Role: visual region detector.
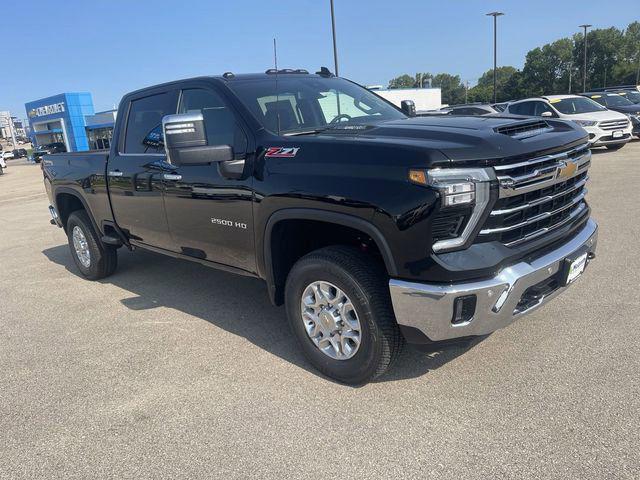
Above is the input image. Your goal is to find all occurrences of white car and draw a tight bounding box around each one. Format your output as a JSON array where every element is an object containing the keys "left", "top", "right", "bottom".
[
  {"left": 0, "top": 155, "right": 6, "bottom": 170},
  {"left": 507, "top": 95, "right": 633, "bottom": 150},
  {"left": 1, "top": 150, "right": 15, "bottom": 160}
]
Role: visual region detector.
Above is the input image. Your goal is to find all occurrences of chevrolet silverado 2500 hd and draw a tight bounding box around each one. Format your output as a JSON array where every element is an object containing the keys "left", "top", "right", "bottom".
[{"left": 43, "top": 69, "right": 598, "bottom": 384}]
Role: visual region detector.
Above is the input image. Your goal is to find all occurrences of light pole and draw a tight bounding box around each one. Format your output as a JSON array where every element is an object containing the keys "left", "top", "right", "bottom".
[
  {"left": 486, "top": 12, "right": 504, "bottom": 103},
  {"left": 330, "top": 0, "right": 339, "bottom": 76},
  {"left": 579, "top": 24, "right": 592, "bottom": 92}
]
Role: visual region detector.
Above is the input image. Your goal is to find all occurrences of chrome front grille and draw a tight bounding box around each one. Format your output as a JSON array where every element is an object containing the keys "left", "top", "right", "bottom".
[
  {"left": 478, "top": 143, "right": 591, "bottom": 247},
  {"left": 599, "top": 119, "right": 629, "bottom": 131}
]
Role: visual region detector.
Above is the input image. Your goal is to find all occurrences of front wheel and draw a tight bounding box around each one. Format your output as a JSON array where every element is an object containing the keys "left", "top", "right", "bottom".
[
  {"left": 285, "top": 246, "right": 403, "bottom": 385},
  {"left": 66, "top": 210, "right": 118, "bottom": 280}
]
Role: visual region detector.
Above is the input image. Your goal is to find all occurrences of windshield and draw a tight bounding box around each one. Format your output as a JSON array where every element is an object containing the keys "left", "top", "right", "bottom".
[
  {"left": 617, "top": 91, "right": 640, "bottom": 104},
  {"left": 552, "top": 97, "right": 607, "bottom": 115},
  {"left": 227, "top": 76, "right": 406, "bottom": 134},
  {"left": 601, "top": 94, "right": 635, "bottom": 107}
]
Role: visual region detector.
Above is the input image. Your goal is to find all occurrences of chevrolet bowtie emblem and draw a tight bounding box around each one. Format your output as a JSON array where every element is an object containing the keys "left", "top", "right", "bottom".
[{"left": 557, "top": 161, "right": 578, "bottom": 179}]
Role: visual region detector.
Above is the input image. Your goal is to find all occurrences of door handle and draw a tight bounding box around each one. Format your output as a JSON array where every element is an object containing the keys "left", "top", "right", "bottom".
[
  {"left": 108, "top": 170, "right": 123, "bottom": 177},
  {"left": 162, "top": 173, "right": 182, "bottom": 181}
]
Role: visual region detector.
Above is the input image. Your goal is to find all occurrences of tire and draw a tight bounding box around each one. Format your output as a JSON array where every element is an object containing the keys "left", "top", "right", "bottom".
[
  {"left": 285, "top": 246, "right": 403, "bottom": 385},
  {"left": 66, "top": 210, "right": 117, "bottom": 280},
  {"left": 606, "top": 143, "right": 625, "bottom": 151},
  {"left": 0, "top": 166, "right": 3, "bottom": 175}
]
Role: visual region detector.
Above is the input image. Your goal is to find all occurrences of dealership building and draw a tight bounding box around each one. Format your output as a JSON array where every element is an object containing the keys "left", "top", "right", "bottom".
[{"left": 25, "top": 93, "right": 116, "bottom": 152}]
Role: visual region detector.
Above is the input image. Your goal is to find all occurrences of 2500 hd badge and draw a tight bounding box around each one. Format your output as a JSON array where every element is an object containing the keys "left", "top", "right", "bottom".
[{"left": 211, "top": 218, "right": 248, "bottom": 229}]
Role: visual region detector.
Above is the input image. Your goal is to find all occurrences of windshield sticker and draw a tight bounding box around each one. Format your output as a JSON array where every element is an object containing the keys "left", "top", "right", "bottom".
[
  {"left": 549, "top": 98, "right": 562, "bottom": 103},
  {"left": 265, "top": 147, "right": 300, "bottom": 158},
  {"left": 591, "top": 95, "right": 602, "bottom": 98}
]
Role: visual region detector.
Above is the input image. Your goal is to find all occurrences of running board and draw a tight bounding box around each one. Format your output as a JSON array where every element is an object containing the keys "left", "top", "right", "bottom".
[{"left": 101, "top": 235, "right": 123, "bottom": 247}]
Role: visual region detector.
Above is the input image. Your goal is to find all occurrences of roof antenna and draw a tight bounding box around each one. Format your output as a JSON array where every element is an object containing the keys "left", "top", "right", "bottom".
[{"left": 273, "top": 38, "right": 281, "bottom": 136}]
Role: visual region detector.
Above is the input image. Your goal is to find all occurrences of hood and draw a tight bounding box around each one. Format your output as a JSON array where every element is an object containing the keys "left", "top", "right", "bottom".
[
  {"left": 322, "top": 115, "right": 588, "bottom": 164},
  {"left": 605, "top": 104, "right": 640, "bottom": 115},
  {"left": 569, "top": 109, "right": 630, "bottom": 122}
]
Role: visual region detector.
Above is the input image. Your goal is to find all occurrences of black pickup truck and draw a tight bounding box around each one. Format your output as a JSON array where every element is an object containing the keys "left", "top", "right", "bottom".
[{"left": 43, "top": 69, "right": 598, "bottom": 384}]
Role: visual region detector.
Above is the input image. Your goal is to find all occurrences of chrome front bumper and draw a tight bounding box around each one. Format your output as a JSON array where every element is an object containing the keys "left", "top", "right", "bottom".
[{"left": 389, "top": 219, "right": 598, "bottom": 342}]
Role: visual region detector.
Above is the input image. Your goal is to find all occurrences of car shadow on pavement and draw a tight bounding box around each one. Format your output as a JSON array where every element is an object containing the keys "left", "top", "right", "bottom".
[{"left": 42, "top": 244, "right": 482, "bottom": 385}]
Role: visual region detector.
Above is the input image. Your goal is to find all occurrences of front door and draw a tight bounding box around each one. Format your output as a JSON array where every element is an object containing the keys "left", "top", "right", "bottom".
[
  {"left": 162, "top": 86, "right": 256, "bottom": 273},
  {"left": 107, "top": 89, "right": 178, "bottom": 251}
]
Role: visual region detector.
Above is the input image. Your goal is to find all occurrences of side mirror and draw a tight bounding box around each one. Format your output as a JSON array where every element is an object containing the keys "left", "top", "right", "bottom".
[
  {"left": 162, "top": 113, "right": 234, "bottom": 166},
  {"left": 541, "top": 111, "right": 553, "bottom": 118},
  {"left": 401, "top": 100, "right": 416, "bottom": 117}
]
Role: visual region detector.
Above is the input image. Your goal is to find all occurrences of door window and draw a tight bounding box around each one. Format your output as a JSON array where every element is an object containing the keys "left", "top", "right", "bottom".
[
  {"left": 179, "top": 88, "right": 247, "bottom": 152},
  {"left": 533, "top": 102, "right": 555, "bottom": 117},
  {"left": 509, "top": 101, "right": 535, "bottom": 116},
  {"left": 124, "top": 92, "right": 177, "bottom": 154}
]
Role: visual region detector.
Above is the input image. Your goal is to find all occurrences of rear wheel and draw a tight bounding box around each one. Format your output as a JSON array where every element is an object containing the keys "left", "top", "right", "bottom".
[
  {"left": 285, "top": 246, "right": 403, "bottom": 385},
  {"left": 66, "top": 210, "right": 117, "bottom": 280}
]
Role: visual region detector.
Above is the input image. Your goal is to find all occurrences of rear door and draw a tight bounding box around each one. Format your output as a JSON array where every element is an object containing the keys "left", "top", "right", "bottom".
[
  {"left": 107, "top": 88, "right": 178, "bottom": 250},
  {"left": 161, "top": 83, "right": 256, "bottom": 272}
]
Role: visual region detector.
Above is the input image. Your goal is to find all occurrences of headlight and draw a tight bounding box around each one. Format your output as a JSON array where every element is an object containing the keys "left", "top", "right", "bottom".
[
  {"left": 410, "top": 167, "right": 495, "bottom": 252},
  {"left": 574, "top": 120, "right": 597, "bottom": 127}
]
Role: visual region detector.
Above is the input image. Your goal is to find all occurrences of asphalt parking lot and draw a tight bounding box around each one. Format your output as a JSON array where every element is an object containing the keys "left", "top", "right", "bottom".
[{"left": 1, "top": 143, "right": 639, "bottom": 479}]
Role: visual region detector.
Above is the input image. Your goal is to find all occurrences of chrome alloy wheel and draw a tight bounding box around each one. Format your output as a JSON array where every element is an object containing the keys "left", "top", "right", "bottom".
[
  {"left": 301, "top": 281, "right": 362, "bottom": 360},
  {"left": 72, "top": 226, "right": 91, "bottom": 268}
]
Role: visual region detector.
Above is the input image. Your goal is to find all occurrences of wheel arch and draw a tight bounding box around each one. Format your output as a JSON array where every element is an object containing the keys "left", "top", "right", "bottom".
[
  {"left": 261, "top": 209, "right": 397, "bottom": 305},
  {"left": 54, "top": 187, "right": 100, "bottom": 234}
]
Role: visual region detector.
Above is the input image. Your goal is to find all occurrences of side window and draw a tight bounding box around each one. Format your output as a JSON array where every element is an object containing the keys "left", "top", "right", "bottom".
[
  {"left": 179, "top": 88, "right": 247, "bottom": 152},
  {"left": 124, "top": 92, "right": 177, "bottom": 154},
  {"left": 534, "top": 102, "right": 555, "bottom": 116},
  {"left": 510, "top": 102, "right": 535, "bottom": 116}
]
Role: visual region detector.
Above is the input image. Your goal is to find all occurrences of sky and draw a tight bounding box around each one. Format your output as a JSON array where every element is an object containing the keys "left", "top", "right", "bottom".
[{"left": 2, "top": 0, "right": 638, "bottom": 118}]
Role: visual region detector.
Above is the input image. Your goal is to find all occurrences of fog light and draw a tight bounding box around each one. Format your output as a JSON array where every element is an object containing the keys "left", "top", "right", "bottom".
[{"left": 452, "top": 295, "right": 477, "bottom": 325}]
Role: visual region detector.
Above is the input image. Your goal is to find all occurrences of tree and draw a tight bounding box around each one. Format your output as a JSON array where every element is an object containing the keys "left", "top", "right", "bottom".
[
  {"left": 430, "top": 73, "right": 466, "bottom": 105},
  {"left": 386, "top": 22, "right": 640, "bottom": 106},
  {"left": 468, "top": 66, "right": 518, "bottom": 102},
  {"left": 388, "top": 74, "right": 416, "bottom": 89}
]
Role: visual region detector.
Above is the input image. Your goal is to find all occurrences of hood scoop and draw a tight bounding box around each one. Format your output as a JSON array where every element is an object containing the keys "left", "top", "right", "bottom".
[{"left": 495, "top": 120, "right": 553, "bottom": 140}]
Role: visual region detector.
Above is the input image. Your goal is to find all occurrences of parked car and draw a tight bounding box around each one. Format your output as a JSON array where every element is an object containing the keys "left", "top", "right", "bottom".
[
  {"left": 444, "top": 103, "right": 500, "bottom": 116},
  {"left": 507, "top": 95, "right": 633, "bottom": 150},
  {"left": 580, "top": 92, "right": 640, "bottom": 138},
  {"left": 2, "top": 150, "right": 15, "bottom": 160},
  {"left": 43, "top": 70, "right": 598, "bottom": 384},
  {"left": 0, "top": 155, "right": 6, "bottom": 174},
  {"left": 32, "top": 142, "right": 67, "bottom": 163},
  {"left": 12, "top": 148, "right": 28, "bottom": 158}
]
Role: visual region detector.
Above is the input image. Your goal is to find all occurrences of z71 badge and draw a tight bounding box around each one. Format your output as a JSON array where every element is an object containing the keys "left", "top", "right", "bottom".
[{"left": 265, "top": 147, "right": 300, "bottom": 158}]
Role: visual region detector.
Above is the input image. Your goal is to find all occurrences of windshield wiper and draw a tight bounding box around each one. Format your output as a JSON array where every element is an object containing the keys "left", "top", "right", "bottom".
[{"left": 283, "top": 127, "right": 332, "bottom": 136}]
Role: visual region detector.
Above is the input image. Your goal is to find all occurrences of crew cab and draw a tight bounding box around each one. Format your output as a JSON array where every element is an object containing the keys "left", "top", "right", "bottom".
[
  {"left": 507, "top": 95, "right": 633, "bottom": 150},
  {"left": 43, "top": 69, "right": 598, "bottom": 384}
]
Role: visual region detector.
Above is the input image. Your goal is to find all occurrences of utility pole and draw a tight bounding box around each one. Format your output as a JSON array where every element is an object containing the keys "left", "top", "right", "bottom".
[
  {"left": 579, "top": 24, "right": 592, "bottom": 92},
  {"left": 330, "top": 0, "right": 339, "bottom": 76},
  {"left": 465, "top": 80, "right": 469, "bottom": 103},
  {"left": 486, "top": 12, "right": 504, "bottom": 103},
  {"left": 568, "top": 64, "right": 573, "bottom": 93}
]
